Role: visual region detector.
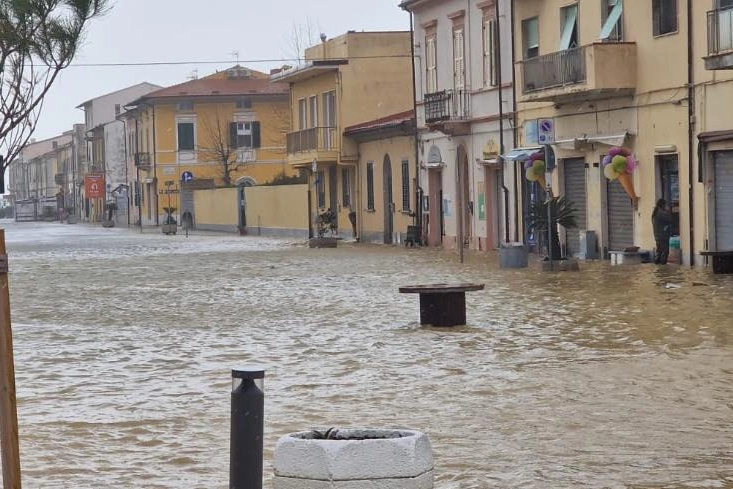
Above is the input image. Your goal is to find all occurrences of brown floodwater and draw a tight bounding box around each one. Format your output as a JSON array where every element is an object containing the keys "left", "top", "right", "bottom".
[{"left": 1, "top": 221, "right": 732, "bottom": 488}]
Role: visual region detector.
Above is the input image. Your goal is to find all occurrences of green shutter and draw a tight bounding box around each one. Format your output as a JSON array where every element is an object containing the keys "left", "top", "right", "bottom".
[
  {"left": 252, "top": 122, "right": 261, "bottom": 148},
  {"left": 229, "top": 123, "right": 238, "bottom": 149}
]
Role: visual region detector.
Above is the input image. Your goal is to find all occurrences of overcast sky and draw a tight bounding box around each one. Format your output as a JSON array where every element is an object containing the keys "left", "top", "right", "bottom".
[{"left": 36, "top": 0, "right": 410, "bottom": 141}]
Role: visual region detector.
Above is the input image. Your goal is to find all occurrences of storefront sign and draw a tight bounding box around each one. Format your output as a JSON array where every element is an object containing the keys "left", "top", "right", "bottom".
[{"left": 84, "top": 173, "right": 105, "bottom": 199}]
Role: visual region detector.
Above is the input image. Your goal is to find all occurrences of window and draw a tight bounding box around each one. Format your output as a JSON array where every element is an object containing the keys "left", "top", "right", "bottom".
[
  {"left": 322, "top": 91, "right": 336, "bottom": 127},
  {"left": 600, "top": 0, "right": 624, "bottom": 41},
  {"left": 309, "top": 95, "right": 318, "bottom": 128},
  {"left": 483, "top": 16, "right": 498, "bottom": 87},
  {"left": 317, "top": 170, "right": 326, "bottom": 208},
  {"left": 652, "top": 0, "right": 677, "bottom": 36},
  {"left": 229, "top": 121, "right": 261, "bottom": 149},
  {"left": 522, "top": 17, "right": 540, "bottom": 58},
  {"left": 401, "top": 159, "right": 410, "bottom": 211},
  {"left": 425, "top": 34, "right": 437, "bottom": 93},
  {"left": 559, "top": 4, "right": 579, "bottom": 50},
  {"left": 177, "top": 100, "right": 194, "bottom": 111},
  {"left": 298, "top": 99, "right": 307, "bottom": 130},
  {"left": 453, "top": 27, "right": 465, "bottom": 90},
  {"left": 342, "top": 167, "right": 351, "bottom": 207},
  {"left": 236, "top": 98, "right": 252, "bottom": 109},
  {"left": 177, "top": 122, "right": 195, "bottom": 151},
  {"left": 366, "top": 161, "right": 375, "bottom": 210}
]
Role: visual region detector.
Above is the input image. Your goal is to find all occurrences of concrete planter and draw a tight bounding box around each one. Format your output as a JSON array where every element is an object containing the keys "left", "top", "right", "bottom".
[
  {"left": 162, "top": 224, "right": 177, "bottom": 235},
  {"left": 273, "top": 429, "right": 433, "bottom": 489},
  {"left": 309, "top": 237, "right": 338, "bottom": 248}
]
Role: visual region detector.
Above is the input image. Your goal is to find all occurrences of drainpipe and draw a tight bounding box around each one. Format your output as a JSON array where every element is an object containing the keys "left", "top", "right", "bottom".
[
  {"left": 510, "top": 0, "right": 520, "bottom": 243},
  {"left": 408, "top": 10, "right": 423, "bottom": 231},
  {"left": 497, "top": 0, "right": 510, "bottom": 245},
  {"left": 120, "top": 117, "right": 130, "bottom": 227},
  {"left": 152, "top": 104, "right": 159, "bottom": 226},
  {"left": 686, "top": 0, "right": 695, "bottom": 266},
  {"left": 136, "top": 116, "right": 142, "bottom": 231}
]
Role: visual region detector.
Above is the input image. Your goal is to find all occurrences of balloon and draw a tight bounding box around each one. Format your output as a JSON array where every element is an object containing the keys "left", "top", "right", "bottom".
[
  {"left": 612, "top": 155, "right": 627, "bottom": 173},
  {"left": 602, "top": 154, "right": 612, "bottom": 167},
  {"left": 608, "top": 147, "right": 623, "bottom": 157},
  {"left": 524, "top": 160, "right": 533, "bottom": 171},
  {"left": 532, "top": 160, "right": 546, "bottom": 176},
  {"left": 604, "top": 163, "right": 621, "bottom": 180},
  {"left": 526, "top": 169, "right": 539, "bottom": 181},
  {"left": 625, "top": 154, "right": 637, "bottom": 174}
]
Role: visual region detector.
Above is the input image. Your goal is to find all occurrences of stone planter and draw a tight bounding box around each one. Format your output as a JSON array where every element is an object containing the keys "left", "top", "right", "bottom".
[
  {"left": 499, "top": 244, "right": 528, "bottom": 269},
  {"left": 162, "top": 224, "right": 177, "bottom": 235},
  {"left": 273, "top": 429, "right": 433, "bottom": 489},
  {"left": 66, "top": 215, "right": 79, "bottom": 225},
  {"left": 309, "top": 237, "right": 338, "bottom": 248}
]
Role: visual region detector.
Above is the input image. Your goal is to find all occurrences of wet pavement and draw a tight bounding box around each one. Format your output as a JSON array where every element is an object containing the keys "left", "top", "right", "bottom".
[{"left": 2, "top": 220, "right": 732, "bottom": 488}]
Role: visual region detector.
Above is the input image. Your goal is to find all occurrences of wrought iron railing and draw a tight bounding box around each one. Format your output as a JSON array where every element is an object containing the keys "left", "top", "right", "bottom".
[
  {"left": 286, "top": 127, "right": 337, "bottom": 153},
  {"left": 521, "top": 47, "right": 586, "bottom": 94},
  {"left": 708, "top": 7, "right": 733, "bottom": 56},
  {"left": 424, "top": 89, "right": 470, "bottom": 124}
]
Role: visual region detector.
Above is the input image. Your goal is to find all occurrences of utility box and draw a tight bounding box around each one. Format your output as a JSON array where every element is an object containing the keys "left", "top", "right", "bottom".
[{"left": 578, "top": 230, "right": 598, "bottom": 260}]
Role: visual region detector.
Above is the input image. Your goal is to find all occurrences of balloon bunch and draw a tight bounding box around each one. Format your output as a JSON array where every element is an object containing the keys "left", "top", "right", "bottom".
[
  {"left": 524, "top": 151, "right": 547, "bottom": 189},
  {"left": 602, "top": 147, "right": 637, "bottom": 199}
]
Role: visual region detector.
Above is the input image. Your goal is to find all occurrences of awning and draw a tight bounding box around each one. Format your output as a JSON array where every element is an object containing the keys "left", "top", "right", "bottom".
[
  {"left": 698, "top": 129, "right": 733, "bottom": 143},
  {"left": 554, "top": 132, "right": 631, "bottom": 149},
  {"left": 502, "top": 147, "right": 543, "bottom": 162}
]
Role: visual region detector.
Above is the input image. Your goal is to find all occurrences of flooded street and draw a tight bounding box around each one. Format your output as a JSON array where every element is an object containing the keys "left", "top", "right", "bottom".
[{"left": 2, "top": 220, "right": 732, "bottom": 488}]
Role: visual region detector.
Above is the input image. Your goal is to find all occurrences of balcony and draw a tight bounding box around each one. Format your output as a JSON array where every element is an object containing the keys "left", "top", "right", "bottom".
[
  {"left": 135, "top": 152, "right": 151, "bottom": 169},
  {"left": 705, "top": 7, "right": 733, "bottom": 70},
  {"left": 423, "top": 89, "right": 471, "bottom": 136},
  {"left": 286, "top": 127, "right": 338, "bottom": 164},
  {"left": 519, "top": 43, "right": 637, "bottom": 103}
]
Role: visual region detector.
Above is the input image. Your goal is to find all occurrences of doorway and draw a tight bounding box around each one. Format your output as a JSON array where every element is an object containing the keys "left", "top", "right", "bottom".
[
  {"left": 562, "top": 157, "right": 587, "bottom": 257},
  {"left": 657, "top": 154, "right": 680, "bottom": 236},
  {"left": 456, "top": 145, "right": 471, "bottom": 247},
  {"left": 383, "top": 155, "right": 394, "bottom": 244},
  {"left": 428, "top": 168, "right": 443, "bottom": 246}
]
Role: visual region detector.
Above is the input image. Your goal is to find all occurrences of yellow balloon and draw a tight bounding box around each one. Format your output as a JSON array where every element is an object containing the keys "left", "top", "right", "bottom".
[{"left": 604, "top": 163, "right": 621, "bottom": 180}]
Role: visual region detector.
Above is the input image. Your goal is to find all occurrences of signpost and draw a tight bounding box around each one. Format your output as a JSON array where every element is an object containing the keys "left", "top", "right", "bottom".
[
  {"left": 538, "top": 118, "right": 555, "bottom": 145},
  {"left": 181, "top": 171, "right": 193, "bottom": 183}
]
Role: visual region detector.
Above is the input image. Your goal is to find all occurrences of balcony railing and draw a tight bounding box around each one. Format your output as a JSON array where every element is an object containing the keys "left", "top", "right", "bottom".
[
  {"left": 521, "top": 47, "right": 586, "bottom": 94},
  {"left": 286, "top": 127, "right": 336, "bottom": 154},
  {"left": 708, "top": 7, "right": 733, "bottom": 56},
  {"left": 135, "top": 152, "right": 150, "bottom": 168},
  {"left": 424, "top": 89, "right": 470, "bottom": 124}
]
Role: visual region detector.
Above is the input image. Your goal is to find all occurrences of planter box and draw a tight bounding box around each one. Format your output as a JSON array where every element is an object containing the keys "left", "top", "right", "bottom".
[
  {"left": 309, "top": 237, "right": 338, "bottom": 248},
  {"left": 499, "top": 244, "right": 528, "bottom": 269},
  {"left": 274, "top": 429, "right": 433, "bottom": 489},
  {"left": 67, "top": 216, "right": 79, "bottom": 225},
  {"left": 162, "top": 224, "right": 177, "bottom": 235}
]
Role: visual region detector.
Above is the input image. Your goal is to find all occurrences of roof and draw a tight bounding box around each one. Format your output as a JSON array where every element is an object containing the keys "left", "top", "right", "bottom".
[
  {"left": 136, "top": 71, "right": 288, "bottom": 103},
  {"left": 76, "top": 82, "right": 162, "bottom": 108},
  {"left": 270, "top": 60, "right": 348, "bottom": 84},
  {"left": 343, "top": 110, "right": 415, "bottom": 136}
]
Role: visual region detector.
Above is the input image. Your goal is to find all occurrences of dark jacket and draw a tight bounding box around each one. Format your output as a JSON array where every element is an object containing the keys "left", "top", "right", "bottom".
[{"left": 652, "top": 208, "right": 672, "bottom": 241}]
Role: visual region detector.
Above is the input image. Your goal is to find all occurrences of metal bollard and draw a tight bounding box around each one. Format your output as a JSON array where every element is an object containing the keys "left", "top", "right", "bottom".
[{"left": 230, "top": 368, "right": 265, "bottom": 489}]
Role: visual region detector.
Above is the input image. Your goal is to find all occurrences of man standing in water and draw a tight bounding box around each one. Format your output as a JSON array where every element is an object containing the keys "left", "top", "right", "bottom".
[{"left": 652, "top": 198, "right": 672, "bottom": 265}]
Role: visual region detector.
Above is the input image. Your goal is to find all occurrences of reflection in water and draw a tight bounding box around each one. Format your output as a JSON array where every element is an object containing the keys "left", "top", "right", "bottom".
[{"left": 2, "top": 221, "right": 732, "bottom": 489}]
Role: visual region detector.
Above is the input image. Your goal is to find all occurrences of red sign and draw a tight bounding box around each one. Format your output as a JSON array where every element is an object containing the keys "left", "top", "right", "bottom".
[{"left": 84, "top": 173, "right": 105, "bottom": 199}]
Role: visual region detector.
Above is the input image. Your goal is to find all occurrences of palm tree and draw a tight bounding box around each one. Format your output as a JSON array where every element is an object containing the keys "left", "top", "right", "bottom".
[{"left": 527, "top": 196, "right": 578, "bottom": 259}]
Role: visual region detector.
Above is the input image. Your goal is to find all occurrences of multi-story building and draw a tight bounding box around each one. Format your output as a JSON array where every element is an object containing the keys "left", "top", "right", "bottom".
[
  {"left": 124, "top": 66, "right": 292, "bottom": 227},
  {"left": 512, "top": 0, "right": 733, "bottom": 266},
  {"left": 77, "top": 82, "right": 161, "bottom": 223},
  {"left": 272, "top": 31, "right": 416, "bottom": 242},
  {"left": 401, "top": 0, "right": 517, "bottom": 250}
]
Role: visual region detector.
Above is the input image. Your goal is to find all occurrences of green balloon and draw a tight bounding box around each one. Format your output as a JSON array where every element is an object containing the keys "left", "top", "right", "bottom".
[{"left": 612, "top": 155, "right": 627, "bottom": 173}]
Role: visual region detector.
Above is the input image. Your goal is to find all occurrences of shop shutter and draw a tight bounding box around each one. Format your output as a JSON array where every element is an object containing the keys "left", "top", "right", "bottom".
[
  {"left": 563, "top": 158, "right": 587, "bottom": 256},
  {"left": 607, "top": 178, "right": 634, "bottom": 251},
  {"left": 714, "top": 151, "right": 733, "bottom": 250}
]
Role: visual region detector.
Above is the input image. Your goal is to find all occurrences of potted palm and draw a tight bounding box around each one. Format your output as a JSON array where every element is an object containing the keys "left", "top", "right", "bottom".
[
  {"left": 162, "top": 207, "right": 177, "bottom": 235},
  {"left": 527, "top": 196, "right": 578, "bottom": 262}
]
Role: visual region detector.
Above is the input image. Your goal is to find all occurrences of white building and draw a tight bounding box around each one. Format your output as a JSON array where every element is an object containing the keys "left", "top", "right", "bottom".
[
  {"left": 401, "top": 0, "right": 517, "bottom": 251},
  {"left": 77, "top": 82, "right": 161, "bottom": 223}
]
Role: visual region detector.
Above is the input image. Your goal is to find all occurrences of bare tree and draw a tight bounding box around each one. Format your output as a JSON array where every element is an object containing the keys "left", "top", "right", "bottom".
[
  {"left": 0, "top": 0, "right": 110, "bottom": 176},
  {"left": 200, "top": 110, "right": 243, "bottom": 187},
  {"left": 284, "top": 17, "right": 322, "bottom": 65}
]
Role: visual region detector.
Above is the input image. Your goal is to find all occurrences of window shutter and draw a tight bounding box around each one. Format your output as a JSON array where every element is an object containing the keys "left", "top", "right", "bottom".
[
  {"left": 229, "top": 123, "right": 238, "bottom": 149},
  {"left": 252, "top": 122, "right": 261, "bottom": 148}
]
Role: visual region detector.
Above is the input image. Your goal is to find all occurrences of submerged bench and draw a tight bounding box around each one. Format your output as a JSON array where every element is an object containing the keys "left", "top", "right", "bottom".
[
  {"left": 700, "top": 251, "right": 733, "bottom": 274},
  {"left": 399, "top": 283, "right": 485, "bottom": 327}
]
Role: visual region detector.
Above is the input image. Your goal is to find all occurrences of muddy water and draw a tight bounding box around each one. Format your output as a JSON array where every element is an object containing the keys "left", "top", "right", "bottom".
[{"left": 1, "top": 221, "right": 732, "bottom": 488}]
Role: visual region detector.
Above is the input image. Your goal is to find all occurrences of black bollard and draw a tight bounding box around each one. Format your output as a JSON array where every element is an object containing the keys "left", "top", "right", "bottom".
[{"left": 230, "top": 368, "right": 265, "bottom": 489}]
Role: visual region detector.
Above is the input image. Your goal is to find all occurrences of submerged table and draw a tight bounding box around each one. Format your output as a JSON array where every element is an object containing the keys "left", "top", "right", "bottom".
[{"left": 399, "top": 283, "right": 485, "bottom": 327}]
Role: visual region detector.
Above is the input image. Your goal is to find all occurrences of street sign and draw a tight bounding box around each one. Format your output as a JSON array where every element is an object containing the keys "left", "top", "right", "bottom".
[
  {"left": 181, "top": 171, "right": 193, "bottom": 182},
  {"left": 84, "top": 173, "right": 105, "bottom": 199},
  {"left": 538, "top": 118, "right": 555, "bottom": 144}
]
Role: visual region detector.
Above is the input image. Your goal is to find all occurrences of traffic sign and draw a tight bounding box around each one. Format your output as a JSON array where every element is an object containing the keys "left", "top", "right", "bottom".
[
  {"left": 181, "top": 171, "right": 193, "bottom": 182},
  {"left": 538, "top": 118, "right": 555, "bottom": 144}
]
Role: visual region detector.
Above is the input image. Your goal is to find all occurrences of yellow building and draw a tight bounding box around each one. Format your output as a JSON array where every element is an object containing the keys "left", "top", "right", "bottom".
[
  {"left": 512, "top": 0, "right": 733, "bottom": 267},
  {"left": 272, "top": 32, "right": 416, "bottom": 241},
  {"left": 124, "top": 66, "right": 292, "bottom": 226}
]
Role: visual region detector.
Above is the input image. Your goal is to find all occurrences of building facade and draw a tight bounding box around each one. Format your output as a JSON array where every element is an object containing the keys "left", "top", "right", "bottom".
[
  {"left": 125, "top": 66, "right": 292, "bottom": 227},
  {"left": 402, "top": 0, "right": 517, "bottom": 251},
  {"left": 272, "top": 31, "right": 415, "bottom": 242},
  {"left": 512, "top": 0, "right": 733, "bottom": 266}
]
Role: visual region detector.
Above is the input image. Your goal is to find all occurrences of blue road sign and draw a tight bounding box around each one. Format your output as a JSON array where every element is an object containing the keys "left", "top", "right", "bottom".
[{"left": 181, "top": 171, "right": 193, "bottom": 182}]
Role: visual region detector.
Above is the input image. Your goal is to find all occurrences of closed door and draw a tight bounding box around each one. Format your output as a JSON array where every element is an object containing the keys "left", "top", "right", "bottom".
[
  {"left": 607, "top": 178, "right": 634, "bottom": 251},
  {"left": 383, "top": 155, "right": 394, "bottom": 244},
  {"left": 562, "top": 158, "right": 587, "bottom": 256},
  {"left": 714, "top": 151, "right": 733, "bottom": 250}
]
